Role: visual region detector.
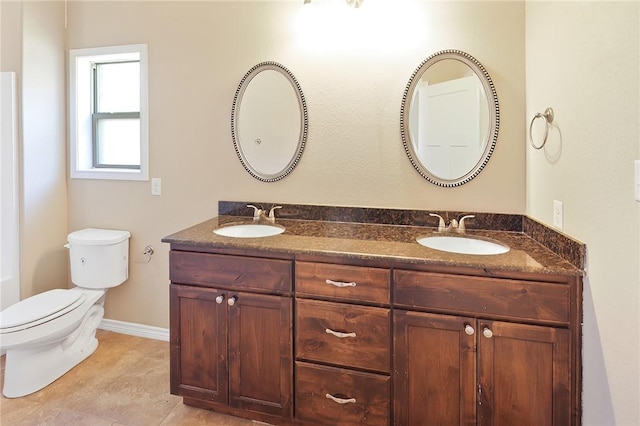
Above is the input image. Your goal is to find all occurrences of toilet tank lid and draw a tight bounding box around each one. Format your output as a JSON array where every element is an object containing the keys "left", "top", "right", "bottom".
[{"left": 68, "top": 228, "right": 131, "bottom": 245}]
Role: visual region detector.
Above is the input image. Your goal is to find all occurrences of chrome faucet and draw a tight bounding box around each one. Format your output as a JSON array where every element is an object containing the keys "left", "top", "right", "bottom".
[
  {"left": 247, "top": 204, "right": 282, "bottom": 223},
  {"left": 268, "top": 205, "right": 282, "bottom": 223},
  {"left": 429, "top": 213, "right": 475, "bottom": 233},
  {"left": 247, "top": 204, "right": 264, "bottom": 221},
  {"left": 429, "top": 213, "right": 449, "bottom": 232},
  {"left": 457, "top": 215, "right": 475, "bottom": 233}
]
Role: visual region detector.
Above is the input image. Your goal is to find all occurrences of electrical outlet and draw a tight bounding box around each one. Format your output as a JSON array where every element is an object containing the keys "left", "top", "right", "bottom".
[
  {"left": 151, "top": 178, "right": 161, "bottom": 196},
  {"left": 553, "top": 200, "right": 563, "bottom": 230}
]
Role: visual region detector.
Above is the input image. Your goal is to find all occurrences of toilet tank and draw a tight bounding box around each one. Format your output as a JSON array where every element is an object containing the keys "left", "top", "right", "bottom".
[{"left": 67, "top": 228, "right": 131, "bottom": 289}]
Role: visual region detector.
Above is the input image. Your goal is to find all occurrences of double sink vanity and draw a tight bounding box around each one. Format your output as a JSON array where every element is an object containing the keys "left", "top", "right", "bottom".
[
  {"left": 159, "top": 38, "right": 585, "bottom": 425},
  {"left": 167, "top": 40, "right": 579, "bottom": 426},
  {"left": 162, "top": 201, "right": 585, "bottom": 426}
]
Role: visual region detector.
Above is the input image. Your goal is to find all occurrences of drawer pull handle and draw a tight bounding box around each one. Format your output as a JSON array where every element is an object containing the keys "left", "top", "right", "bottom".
[
  {"left": 483, "top": 327, "right": 493, "bottom": 339},
  {"left": 325, "top": 393, "right": 356, "bottom": 405},
  {"left": 325, "top": 328, "right": 357, "bottom": 339},
  {"left": 325, "top": 279, "right": 357, "bottom": 288},
  {"left": 215, "top": 295, "right": 225, "bottom": 304},
  {"left": 464, "top": 324, "right": 475, "bottom": 335}
]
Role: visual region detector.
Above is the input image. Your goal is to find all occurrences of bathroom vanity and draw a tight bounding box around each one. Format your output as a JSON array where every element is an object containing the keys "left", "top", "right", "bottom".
[{"left": 163, "top": 202, "right": 584, "bottom": 426}]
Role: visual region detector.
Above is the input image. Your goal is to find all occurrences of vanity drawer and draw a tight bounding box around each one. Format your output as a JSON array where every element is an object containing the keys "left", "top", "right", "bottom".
[
  {"left": 169, "top": 250, "right": 292, "bottom": 293},
  {"left": 296, "top": 299, "right": 390, "bottom": 373},
  {"left": 295, "top": 361, "right": 390, "bottom": 426},
  {"left": 394, "top": 270, "right": 570, "bottom": 324},
  {"left": 295, "top": 261, "right": 390, "bottom": 304}
]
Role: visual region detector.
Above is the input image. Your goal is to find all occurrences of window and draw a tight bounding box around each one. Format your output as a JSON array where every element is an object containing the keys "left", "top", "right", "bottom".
[
  {"left": 93, "top": 61, "right": 140, "bottom": 168},
  {"left": 69, "top": 44, "right": 148, "bottom": 180}
]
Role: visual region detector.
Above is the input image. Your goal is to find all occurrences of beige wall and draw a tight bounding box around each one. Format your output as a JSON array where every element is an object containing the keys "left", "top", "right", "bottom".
[
  {"left": 64, "top": 1, "right": 525, "bottom": 328},
  {"left": 1, "top": 1, "right": 69, "bottom": 300},
  {"left": 1, "top": 1, "right": 23, "bottom": 73},
  {"left": 526, "top": 2, "right": 640, "bottom": 425},
  {"left": 14, "top": 0, "right": 640, "bottom": 423}
]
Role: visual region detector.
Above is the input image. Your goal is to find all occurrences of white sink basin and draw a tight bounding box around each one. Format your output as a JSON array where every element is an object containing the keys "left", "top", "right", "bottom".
[
  {"left": 214, "top": 223, "right": 285, "bottom": 238},
  {"left": 417, "top": 235, "right": 509, "bottom": 255}
]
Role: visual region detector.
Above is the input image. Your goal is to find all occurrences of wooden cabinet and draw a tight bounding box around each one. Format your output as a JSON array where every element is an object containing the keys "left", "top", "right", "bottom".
[
  {"left": 228, "top": 291, "right": 293, "bottom": 417},
  {"left": 169, "top": 250, "right": 291, "bottom": 293},
  {"left": 169, "top": 251, "right": 293, "bottom": 420},
  {"left": 393, "top": 311, "right": 476, "bottom": 426},
  {"left": 168, "top": 248, "right": 581, "bottom": 425},
  {"left": 296, "top": 361, "right": 391, "bottom": 425},
  {"left": 296, "top": 298, "right": 390, "bottom": 372},
  {"left": 296, "top": 261, "right": 390, "bottom": 305},
  {"left": 295, "top": 261, "right": 392, "bottom": 425},
  {"left": 477, "top": 320, "right": 570, "bottom": 426},
  {"left": 393, "top": 270, "right": 570, "bottom": 324},
  {"left": 170, "top": 285, "right": 228, "bottom": 404},
  {"left": 393, "top": 269, "right": 575, "bottom": 426}
]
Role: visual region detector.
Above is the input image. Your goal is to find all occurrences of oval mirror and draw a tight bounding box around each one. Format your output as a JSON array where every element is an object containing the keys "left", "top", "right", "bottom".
[
  {"left": 231, "top": 62, "right": 308, "bottom": 182},
  {"left": 400, "top": 50, "right": 499, "bottom": 187}
]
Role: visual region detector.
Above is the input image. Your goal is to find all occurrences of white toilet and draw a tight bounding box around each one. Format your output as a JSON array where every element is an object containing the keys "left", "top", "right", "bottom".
[{"left": 0, "top": 228, "right": 130, "bottom": 398}]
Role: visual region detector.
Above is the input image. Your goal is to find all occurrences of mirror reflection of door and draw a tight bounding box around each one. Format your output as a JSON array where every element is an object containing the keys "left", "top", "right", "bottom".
[
  {"left": 413, "top": 76, "right": 484, "bottom": 179},
  {"left": 401, "top": 50, "right": 499, "bottom": 187}
]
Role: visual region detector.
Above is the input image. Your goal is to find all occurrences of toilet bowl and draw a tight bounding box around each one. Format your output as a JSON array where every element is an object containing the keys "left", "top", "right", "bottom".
[{"left": 0, "top": 228, "right": 130, "bottom": 398}]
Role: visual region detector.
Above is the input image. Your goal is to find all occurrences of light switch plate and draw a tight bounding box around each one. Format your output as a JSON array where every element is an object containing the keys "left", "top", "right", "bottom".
[
  {"left": 553, "top": 200, "right": 563, "bottom": 230},
  {"left": 151, "top": 178, "right": 161, "bottom": 196},
  {"left": 635, "top": 160, "right": 640, "bottom": 202}
]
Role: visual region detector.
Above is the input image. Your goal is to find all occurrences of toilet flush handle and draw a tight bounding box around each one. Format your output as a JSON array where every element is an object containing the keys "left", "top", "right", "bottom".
[{"left": 64, "top": 243, "right": 70, "bottom": 249}]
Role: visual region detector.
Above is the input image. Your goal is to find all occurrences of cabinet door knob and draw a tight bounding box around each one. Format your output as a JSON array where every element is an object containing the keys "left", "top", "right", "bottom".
[
  {"left": 464, "top": 324, "right": 475, "bottom": 335},
  {"left": 227, "top": 296, "right": 238, "bottom": 306},
  {"left": 483, "top": 327, "right": 493, "bottom": 338},
  {"left": 215, "top": 295, "right": 225, "bottom": 304},
  {"left": 325, "top": 328, "right": 357, "bottom": 339},
  {"left": 325, "top": 393, "right": 356, "bottom": 405},
  {"left": 325, "top": 279, "right": 357, "bottom": 288}
]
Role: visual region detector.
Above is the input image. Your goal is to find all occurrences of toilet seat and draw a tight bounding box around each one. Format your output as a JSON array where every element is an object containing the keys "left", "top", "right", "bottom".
[{"left": 0, "top": 289, "right": 86, "bottom": 333}]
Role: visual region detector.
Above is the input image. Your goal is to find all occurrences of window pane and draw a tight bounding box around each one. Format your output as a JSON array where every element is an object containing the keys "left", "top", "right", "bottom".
[
  {"left": 96, "top": 118, "right": 140, "bottom": 167},
  {"left": 96, "top": 62, "right": 140, "bottom": 113}
]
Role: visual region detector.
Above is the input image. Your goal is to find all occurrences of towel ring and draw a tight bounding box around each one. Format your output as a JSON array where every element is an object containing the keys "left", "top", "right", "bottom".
[{"left": 529, "top": 107, "right": 554, "bottom": 150}]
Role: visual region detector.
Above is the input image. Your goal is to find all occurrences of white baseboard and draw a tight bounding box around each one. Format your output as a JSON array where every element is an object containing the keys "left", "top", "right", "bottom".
[{"left": 99, "top": 318, "right": 169, "bottom": 342}]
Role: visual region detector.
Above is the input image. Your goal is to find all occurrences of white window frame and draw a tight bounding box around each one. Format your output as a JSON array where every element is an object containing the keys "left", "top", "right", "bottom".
[{"left": 69, "top": 44, "right": 148, "bottom": 181}]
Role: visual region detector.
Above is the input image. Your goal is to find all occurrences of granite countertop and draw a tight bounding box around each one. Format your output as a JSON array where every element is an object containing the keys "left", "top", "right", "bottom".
[{"left": 162, "top": 214, "right": 584, "bottom": 277}]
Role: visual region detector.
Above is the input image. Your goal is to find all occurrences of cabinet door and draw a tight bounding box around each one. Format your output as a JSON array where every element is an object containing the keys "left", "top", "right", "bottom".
[
  {"left": 393, "top": 310, "right": 476, "bottom": 426},
  {"left": 477, "top": 321, "right": 571, "bottom": 426},
  {"left": 170, "top": 285, "right": 228, "bottom": 403},
  {"left": 228, "top": 292, "right": 293, "bottom": 418}
]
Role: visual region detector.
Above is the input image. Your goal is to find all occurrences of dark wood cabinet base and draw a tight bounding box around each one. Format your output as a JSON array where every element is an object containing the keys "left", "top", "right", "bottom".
[{"left": 169, "top": 247, "right": 581, "bottom": 426}]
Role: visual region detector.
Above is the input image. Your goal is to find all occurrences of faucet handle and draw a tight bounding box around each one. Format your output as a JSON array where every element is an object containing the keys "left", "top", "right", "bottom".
[
  {"left": 429, "top": 213, "right": 447, "bottom": 232},
  {"left": 458, "top": 215, "right": 475, "bottom": 233},
  {"left": 247, "top": 204, "right": 263, "bottom": 220},
  {"left": 268, "top": 206, "right": 282, "bottom": 222}
]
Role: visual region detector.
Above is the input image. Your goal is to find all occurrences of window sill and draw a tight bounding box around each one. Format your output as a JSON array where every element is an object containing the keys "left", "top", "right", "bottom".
[{"left": 71, "top": 168, "right": 148, "bottom": 181}]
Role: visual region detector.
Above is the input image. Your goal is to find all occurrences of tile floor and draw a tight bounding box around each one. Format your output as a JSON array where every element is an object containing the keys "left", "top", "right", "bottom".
[{"left": 0, "top": 330, "right": 255, "bottom": 425}]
